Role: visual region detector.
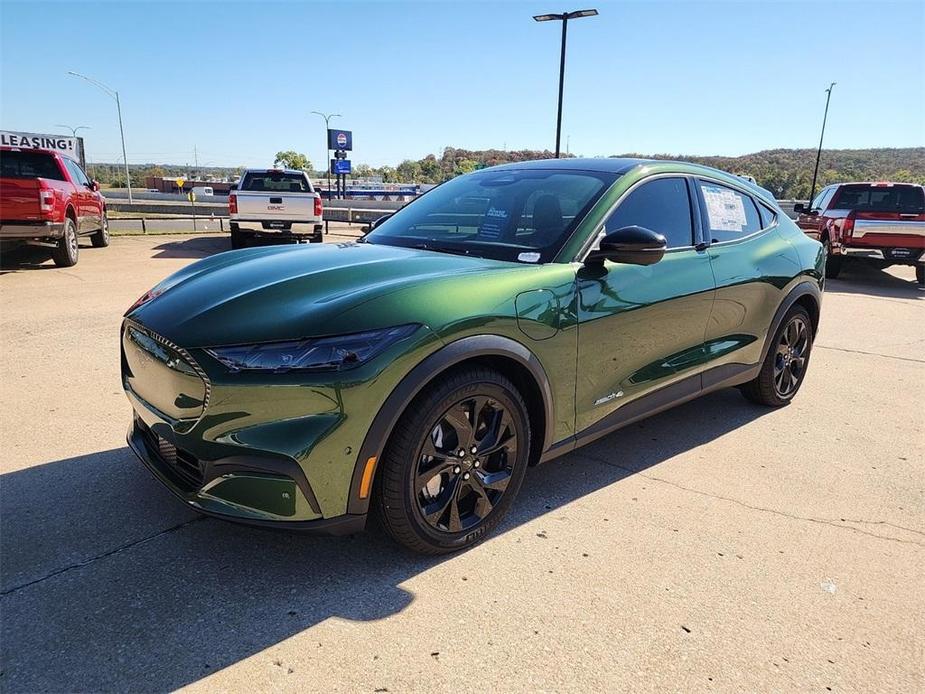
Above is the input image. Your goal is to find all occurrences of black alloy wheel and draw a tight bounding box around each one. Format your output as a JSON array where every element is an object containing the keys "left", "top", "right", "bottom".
[
  {"left": 772, "top": 314, "right": 810, "bottom": 398},
  {"left": 415, "top": 395, "right": 518, "bottom": 533},
  {"left": 375, "top": 367, "right": 531, "bottom": 554}
]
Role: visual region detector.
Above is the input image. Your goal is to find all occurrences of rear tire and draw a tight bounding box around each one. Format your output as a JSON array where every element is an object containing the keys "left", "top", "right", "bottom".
[
  {"left": 741, "top": 306, "right": 814, "bottom": 407},
  {"left": 374, "top": 367, "right": 531, "bottom": 554},
  {"left": 90, "top": 213, "right": 110, "bottom": 248},
  {"left": 52, "top": 218, "right": 79, "bottom": 267},
  {"left": 230, "top": 228, "right": 247, "bottom": 250},
  {"left": 823, "top": 238, "right": 842, "bottom": 279},
  {"left": 916, "top": 264, "right": 924, "bottom": 286}
]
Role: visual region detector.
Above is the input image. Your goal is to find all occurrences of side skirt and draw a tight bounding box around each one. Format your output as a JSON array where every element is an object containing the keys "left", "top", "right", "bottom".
[{"left": 538, "top": 362, "right": 759, "bottom": 464}]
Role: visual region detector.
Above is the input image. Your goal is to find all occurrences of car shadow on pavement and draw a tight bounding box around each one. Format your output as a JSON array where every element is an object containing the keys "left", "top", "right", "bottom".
[
  {"left": 825, "top": 262, "right": 922, "bottom": 300},
  {"left": 149, "top": 235, "right": 230, "bottom": 259},
  {"left": 0, "top": 388, "right": 771, "bottom": 692},
  {"left": 0, "top": 240, "right": 98, "bottom": 273}
]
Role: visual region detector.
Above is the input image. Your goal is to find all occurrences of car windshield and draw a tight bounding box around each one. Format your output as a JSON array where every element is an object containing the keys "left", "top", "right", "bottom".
[{"left": 364, "top": 168, "right": 617, "bottom": 262}]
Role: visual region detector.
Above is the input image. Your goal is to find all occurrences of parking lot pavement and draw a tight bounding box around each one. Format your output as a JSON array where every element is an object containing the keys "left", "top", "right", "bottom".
[{"left": 1, "top": 235, "right": 922, "bottom": 692}]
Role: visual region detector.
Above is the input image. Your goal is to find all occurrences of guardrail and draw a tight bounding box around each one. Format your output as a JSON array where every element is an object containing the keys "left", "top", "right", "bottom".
[{"left": 109, "top": 208, "right": 396, "bottom": 235}]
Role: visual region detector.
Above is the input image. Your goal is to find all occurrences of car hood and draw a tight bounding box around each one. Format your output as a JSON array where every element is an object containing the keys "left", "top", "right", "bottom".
[{"left": 130, "top": 242, "right": 518, "bottom": 347}]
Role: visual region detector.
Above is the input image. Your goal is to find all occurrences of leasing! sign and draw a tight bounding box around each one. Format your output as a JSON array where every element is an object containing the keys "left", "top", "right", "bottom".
[{"left": 0, "top": 130, "right": 86, "bottom": 167}]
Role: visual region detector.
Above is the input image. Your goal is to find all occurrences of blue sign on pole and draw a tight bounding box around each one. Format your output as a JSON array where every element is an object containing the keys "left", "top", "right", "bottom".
[
  {"left": 327, "top": 129, "right": 353, "bottom": 151},
  {"left": 331, "top": 159, "right": 352, "bottom": 175}
]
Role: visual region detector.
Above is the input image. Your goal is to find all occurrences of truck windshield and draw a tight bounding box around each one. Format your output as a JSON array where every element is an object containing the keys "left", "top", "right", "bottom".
[
  {"left": 832, "top": 184, "right": 925, "bottom": 213},
  {"left": 365, "top": 169, "right": 616, "bottom": 263},
  {"left": 0, "top": 151, "right": 65, "bottom": 180},
  {"left": 240, "top": 172, "right": 311, "bottom": 193}
]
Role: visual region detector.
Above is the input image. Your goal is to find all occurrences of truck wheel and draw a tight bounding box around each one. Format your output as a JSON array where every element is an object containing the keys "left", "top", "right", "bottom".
[
  {"left": 52, "top": 218, "right": 79, "bottom": 267},
  {"left": 916, "top": 265, "right": 924, "bottom": 286},
  {"left": 90, "top": 214, "right": 110, "bottom": 248},
  {"left": 740, "top": 306, "right": 814, "bottom": 407},
  {"left": 230, "top": 228, "right": 247, "bottom": 250},
  {"left": 823, "top": 239, "right": 842, "bottom": 279}
]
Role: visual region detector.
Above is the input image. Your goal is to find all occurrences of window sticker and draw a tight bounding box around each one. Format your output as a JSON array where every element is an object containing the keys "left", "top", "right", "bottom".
[
  {"left": 702, "top": 185, "right": 747, "bottom": 232},
  {"left": 477, "top": 206, "right": 510, "bottom": 240}
]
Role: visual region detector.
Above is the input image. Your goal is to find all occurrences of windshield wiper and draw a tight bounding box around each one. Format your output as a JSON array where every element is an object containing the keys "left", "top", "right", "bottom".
[{"left": 404, "top": 241, "right": 472, "bottom": 257}]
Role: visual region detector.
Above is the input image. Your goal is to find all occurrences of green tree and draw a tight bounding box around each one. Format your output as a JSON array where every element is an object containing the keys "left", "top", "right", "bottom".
[{"left": 273, "top": 150, "right": 312, "bottom": 170}]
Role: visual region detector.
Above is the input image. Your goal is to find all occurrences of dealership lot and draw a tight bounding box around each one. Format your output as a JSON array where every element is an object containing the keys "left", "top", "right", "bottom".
[{"left": 1, "top": 235, "right": 922, "bottom": 691}]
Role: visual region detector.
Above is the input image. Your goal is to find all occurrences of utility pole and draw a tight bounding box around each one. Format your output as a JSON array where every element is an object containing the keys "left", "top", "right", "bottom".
[
  {"left": 67, "top": 71, "right": 133, "bottom": 202},
  {"left": 310, "top": 111, "right": 341, "bottom": 200},
  {"left": 808, "top": 82, "right": 836, "bottom": 205},
  {"left": 533, "top": 9, "right": 598, "bottom": 158}
]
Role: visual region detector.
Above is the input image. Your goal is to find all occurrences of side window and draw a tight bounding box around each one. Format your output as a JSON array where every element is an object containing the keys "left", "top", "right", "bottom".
[
  {"left": 698, "top": 181, "right": 762, "bottom": 243},
  {"left": 605, "top": 177, "right": 693, "bottom": 249},
  {"left": 814, "top": 187, "right": 835, "bottom": 212},
  {"left": 809, "top": 188, "right": 828, "bottom": 211},
  {"left": 64, "top": 158, "right": 90, "bottom": 186}
]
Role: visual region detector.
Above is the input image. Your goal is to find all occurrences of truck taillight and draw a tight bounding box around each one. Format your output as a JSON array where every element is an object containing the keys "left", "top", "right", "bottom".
[
  {"left": 228, "top": 193, "right": 237, "bottom": 214},
  {"left": 314, "top": 196, "right": 323, "bottom": 218},
  {"left": 843, "top": 211, "right": 855, "bottom": 238},
  {"left": 39, "top": 187, "right": 55, "bottom": 214}
]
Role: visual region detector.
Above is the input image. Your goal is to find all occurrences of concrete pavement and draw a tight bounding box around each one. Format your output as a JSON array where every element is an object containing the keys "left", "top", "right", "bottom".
[{"left": 1, "top": 235, "right": 922, "bottom": 692}]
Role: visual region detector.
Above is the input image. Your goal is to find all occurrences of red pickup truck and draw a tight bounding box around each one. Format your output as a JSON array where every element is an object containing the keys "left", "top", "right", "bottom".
[
  {"left": 0, "top": 147, "right": 109, "bottom": 266},
  {"left": 795, "top": 181, "right": 925, "bottom": 286}
]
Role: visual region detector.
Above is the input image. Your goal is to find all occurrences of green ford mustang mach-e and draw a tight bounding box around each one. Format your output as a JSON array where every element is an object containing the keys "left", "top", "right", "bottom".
[{"left": 123, "top": 158, "right": 824, "bottom": 553}]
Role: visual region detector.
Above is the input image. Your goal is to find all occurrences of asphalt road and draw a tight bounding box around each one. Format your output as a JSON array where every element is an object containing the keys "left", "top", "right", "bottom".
[{"left": 1, "top": 235, "right": 923, "bottom": 693}]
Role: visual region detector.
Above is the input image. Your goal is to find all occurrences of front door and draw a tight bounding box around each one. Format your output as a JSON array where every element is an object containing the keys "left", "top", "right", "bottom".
[{"left": 575, "top": 176, "right": 715, "bottom": 434}]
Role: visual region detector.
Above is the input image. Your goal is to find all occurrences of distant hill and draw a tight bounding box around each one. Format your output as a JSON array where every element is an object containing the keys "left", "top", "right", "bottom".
[{"left": 88, "top": 146, "right": 923, "bottom": 200}]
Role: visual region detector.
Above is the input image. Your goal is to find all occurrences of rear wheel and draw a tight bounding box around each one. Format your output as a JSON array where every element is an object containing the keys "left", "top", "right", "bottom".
[
  {"left": 823, "top": 238, "right": 842, "bottom": 279},
  {"left": 374, "top": 367, "right": 531, "bottom": 554},
  {"left": 230, "top": 227, "right": 248, "bottom": 250},
  {"left": 90, "top": 213, "right": 110, "bottom": 248},
  {"left": 52, "top": 217, "right": 79, "bottom": 267},
  {"left": 741, "top": 306, "right": 814, "bottom": 407},
  {"left": 916, "top": 264, "right": 924, "bottom": 286}
]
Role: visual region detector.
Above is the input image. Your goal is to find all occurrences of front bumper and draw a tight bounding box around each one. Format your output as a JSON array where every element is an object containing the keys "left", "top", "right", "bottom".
[
  {"left": 0, "top": 221, "right": 65, "bottom": 240},
  {"left": 126, "top": 412, "right": 366, "bottom": 534}
]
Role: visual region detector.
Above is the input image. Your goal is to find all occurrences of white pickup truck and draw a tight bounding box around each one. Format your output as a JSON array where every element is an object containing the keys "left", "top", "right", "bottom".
[{"left": 228, "top": 168, "right": 323, "bottom": 249}]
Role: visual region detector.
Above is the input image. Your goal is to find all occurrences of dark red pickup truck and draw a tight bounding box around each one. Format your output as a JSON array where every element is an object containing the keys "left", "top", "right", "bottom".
[
  {"left": 795, "top": 181, "right": 925, "bottom": 286},
  {"left": 0, "top": 147, "right": 109, "bottom": 266}
]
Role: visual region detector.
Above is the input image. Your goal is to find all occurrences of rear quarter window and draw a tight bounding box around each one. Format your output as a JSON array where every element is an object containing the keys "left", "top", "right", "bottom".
[{"left": 0, "top": 151, "right": 65, "bottom": 180}]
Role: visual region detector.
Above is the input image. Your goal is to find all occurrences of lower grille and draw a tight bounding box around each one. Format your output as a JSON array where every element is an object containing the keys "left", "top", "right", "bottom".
[{"left": 140, "top": 422, "right": 204, "bottom": 488}]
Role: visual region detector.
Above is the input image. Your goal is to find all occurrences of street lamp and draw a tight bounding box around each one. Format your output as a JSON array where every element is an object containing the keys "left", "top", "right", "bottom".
[
  {"left": 533, "top": 8, "right": 598, "bottom": 158},
  {"left": 67, "top": 71, "right": 133, "bottom": 202},
  {"left": 310, "top": 110, "right": 341, "bottom": 199},
  {"left": 808, "top": 82, "right": 836, "bottom": 206},
  {"left": 55, "top": 124, "right": 91, "bottom": 137}
]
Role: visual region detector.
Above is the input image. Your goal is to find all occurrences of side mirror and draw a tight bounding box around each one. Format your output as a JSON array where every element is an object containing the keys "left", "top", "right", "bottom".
[
  {"left": 793, "top": 203, "right": 805, "bottom": 213},
  {"left": 586, "top": 225, "right": 667, "bottom": 266},
  {"left": 371, "top": 213, "right": 393, "bottom": 230},
  {"left": 90, "top": 180, "right": 101, "bottom": 192}
]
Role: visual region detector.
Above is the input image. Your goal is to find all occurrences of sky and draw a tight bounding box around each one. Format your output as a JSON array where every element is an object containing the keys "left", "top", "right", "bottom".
[{"left": 1, "top": 0, "right": 923, "bottom": 168}]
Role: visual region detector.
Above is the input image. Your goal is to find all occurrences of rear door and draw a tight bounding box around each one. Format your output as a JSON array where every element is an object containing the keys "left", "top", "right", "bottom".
[
  {"left": 575, "top": 176, "right": 715, "bottom": 434},
  {"left": 62, "top": 157, "right": 100, "bottom": 231},
  {"left": 695, "top": 178, "right": 799, "bottom": 373},
  {"left": 796, "top": 186, "right": 835, "bottom": 240}
]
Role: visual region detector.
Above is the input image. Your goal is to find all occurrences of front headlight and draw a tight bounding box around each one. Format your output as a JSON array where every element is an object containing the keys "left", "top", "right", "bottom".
[{"left": 205, "top": 324, "right": 419, "bottom": 373}]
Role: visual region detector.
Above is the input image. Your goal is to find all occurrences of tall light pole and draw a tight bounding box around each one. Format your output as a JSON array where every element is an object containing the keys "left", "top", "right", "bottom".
[
  {"left": 808, "top": 82, "right": 836, "bottom": 205},
  {"left": 310, "top": 110, "right": 341, "bottom": 199},
  {"left": 67, "top": 71, "right": 133, "bottom": 202},
  {"left": 533, "top": 9, "right": 598, "bottom": 158},
  {"left": 55, "top": 124, "right": 91, "bottom": 137}
]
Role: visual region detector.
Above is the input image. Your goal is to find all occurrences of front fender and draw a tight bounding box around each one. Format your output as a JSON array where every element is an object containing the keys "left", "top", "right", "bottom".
[{"left": 347, "top": 334, "right": 554, "bottom": 515}]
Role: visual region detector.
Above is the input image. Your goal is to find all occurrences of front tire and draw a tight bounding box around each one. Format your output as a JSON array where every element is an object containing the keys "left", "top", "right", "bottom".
[
  {"left": 90, "top": 213, "right": 110, "bottom": 248},
  {"left": 916, "top": 264, "right": 924, "bottom": 286},
  {"left": 230, "top": 227, "right": 248, "bottom": 250},
  {"left": 741, "top": 306, "right": 814, "bottom": 407},
  {"left": 374, "top": 367, "right": 531, "bottom": 554},
  {"left": 52, "top": 217, "right": 79, "bottom": 267}
]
